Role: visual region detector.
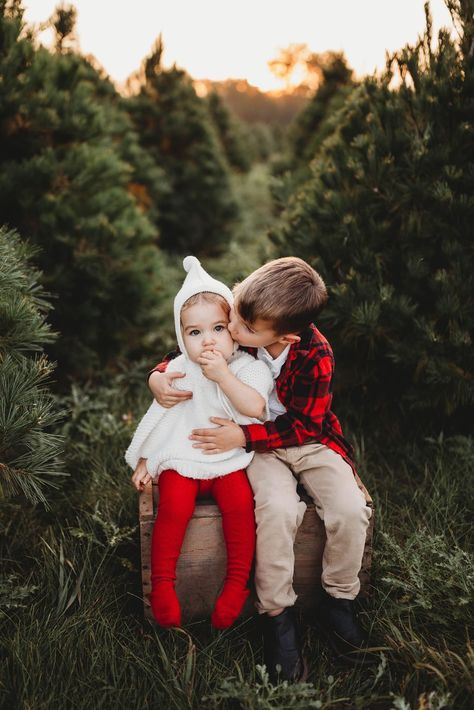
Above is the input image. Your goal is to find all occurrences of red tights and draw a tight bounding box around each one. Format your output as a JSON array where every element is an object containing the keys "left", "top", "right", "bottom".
[{"left": 150, "top": 468, "right": 256, "bottom": 629}]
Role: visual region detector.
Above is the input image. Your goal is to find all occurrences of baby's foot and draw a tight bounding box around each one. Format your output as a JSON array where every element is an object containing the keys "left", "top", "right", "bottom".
[
  {"left": 150, "top": 581, "right": 181, "bottom": 627},
  {"left": 211, "top": 585, "right": 250, "bottom": 629}
]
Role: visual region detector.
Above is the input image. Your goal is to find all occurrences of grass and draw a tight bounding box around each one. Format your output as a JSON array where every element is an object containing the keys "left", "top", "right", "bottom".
[{"left": 1, "top": 374, "right": 473, "bottom": 709}]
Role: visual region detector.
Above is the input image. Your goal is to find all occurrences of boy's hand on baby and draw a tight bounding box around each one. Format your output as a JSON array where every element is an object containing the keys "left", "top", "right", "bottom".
[
  {"left": 189, "top": 417, "right": 246, "bottom": 453},
  {"left": 149, "top": 370, "right": 193, "bottom": 408},
  {"left": 131, "top": 458, "right": 152, "bottom": 491},
  {"left": 197, "top": 350, "right": 229, "bottom": 383}
]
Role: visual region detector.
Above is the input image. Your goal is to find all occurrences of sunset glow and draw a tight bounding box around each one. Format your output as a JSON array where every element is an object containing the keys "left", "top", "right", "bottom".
[{"left": 23, "top": 0, "right": 454, "bottom": 92}]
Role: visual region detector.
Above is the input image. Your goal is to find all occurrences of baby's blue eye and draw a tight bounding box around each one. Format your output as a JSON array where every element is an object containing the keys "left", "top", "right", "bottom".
[
  {"left": 189, "top": 329, "right": 200, "bottom": 336},
  {"left": 215, "top": 325, "right": 226, "bottom": 332}
]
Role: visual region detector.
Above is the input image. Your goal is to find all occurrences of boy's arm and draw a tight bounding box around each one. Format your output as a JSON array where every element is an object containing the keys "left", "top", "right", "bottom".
[
  {"left": 240, "top": 353, "right": 337, "bottom": 452},
  {"left": 148, "top": 346, "right": 192, "bottom": 407},
  {"left": 147, "top": 346, "right": 181, "bottom": 378}
]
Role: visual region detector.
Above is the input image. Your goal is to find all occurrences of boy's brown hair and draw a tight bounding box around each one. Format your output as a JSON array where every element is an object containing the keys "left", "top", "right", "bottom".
[{"left": 233, "top": 257, "right": 327, "bottom": 335}]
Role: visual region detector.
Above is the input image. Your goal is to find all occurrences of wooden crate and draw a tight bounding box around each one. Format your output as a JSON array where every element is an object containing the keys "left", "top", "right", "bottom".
[{"left": 139, "top": 474, "right": 374, "bottom": 623}]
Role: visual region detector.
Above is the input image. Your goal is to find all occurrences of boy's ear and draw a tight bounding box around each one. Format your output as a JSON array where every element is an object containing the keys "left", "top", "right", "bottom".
[{"left": 279, "top": 333, "right": 301, "bottom": 345}]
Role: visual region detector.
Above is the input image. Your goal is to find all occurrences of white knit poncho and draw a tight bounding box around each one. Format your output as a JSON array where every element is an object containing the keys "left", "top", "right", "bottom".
[{"left": 125, "top": 350, "right": 273, "bottom": 479}]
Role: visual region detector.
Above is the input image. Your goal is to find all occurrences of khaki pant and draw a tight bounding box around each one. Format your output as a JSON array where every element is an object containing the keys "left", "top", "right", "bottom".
[{"left": 246, "top": 443, "right": 372, "bottom": 613}]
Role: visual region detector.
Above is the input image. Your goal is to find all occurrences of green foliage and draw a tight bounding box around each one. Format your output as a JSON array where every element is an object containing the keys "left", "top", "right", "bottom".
[
  {"left": 52, "top": 367, "right": 148, "bottom": 516},
  {"left": 271, "top": 53, "right": 355, "bottom": 214},
  {"left": 357, "top": 434, "right": 474, "bottom": 709},
  {"left": 0, "top": 572, "right": 38, "bottom": 618},
  {"left": 0, "top": 5, "right": 165, "bottom": 378},
  {"left": 0, "top": 227, "right": 64, "bottom": 504},
  {"left": 203, "top": 665, "right": 348, "bottom": 708},
  {"left": 379, "top": 529, "right": 474, "bottom": 627},
  {"left": 272, "top": 2, "right": 474, "bottom": 437},
  {"left": 51, "top": 2, "right": 76, "bottom": 53},
  {"left": 391, "top": 692, "right": 453, "bottom": 710},
  {"left": 289, "top": 52, "right": 355, "bottom": 170},
  {"left": 372, "top": 436, "right": 474, "bottom": 636},
  {"left": 206, "top": 164, "right": 276, "bottom": 288},
  {"left": 244, "top": 122, "right": 285, "bottom": 163},
  {"left": 207, "top": 91, "right": 251, "bottom": 172},
  {"left": 126, "top": 39, "right": 240, "bottom": 256}
]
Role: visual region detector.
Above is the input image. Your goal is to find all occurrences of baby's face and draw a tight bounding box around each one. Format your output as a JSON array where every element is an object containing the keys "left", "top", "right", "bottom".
[{"left": 181, "top": 302, "right": 234, "bottom": 363}]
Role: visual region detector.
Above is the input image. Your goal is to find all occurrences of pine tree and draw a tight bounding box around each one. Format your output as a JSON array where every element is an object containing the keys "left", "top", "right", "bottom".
[
  {"left": 243, "top": 122, "right": 281, "bottom": 163},
  {"left": 272, "top": 1, "right": 474, "bottom": 437},
  {"left": 289, "top": 52, "right": 354, "bottom": 170},
  {"left": 271, "top": 52, "right": 355, "bottom": 215},
  {"left": 51, "top": 2, "right": 77, "bottom": 54},
  {"left": 126, "top": 38, "right": 240, "bottom": 256},
  {"left": 0, "top": 227, "right": 64, "bottom": 504},
  {"left": 0, "top": 3, "right": 165, "bottom": 378},
  {"left": 207, "top": 91, "right": 251, "bottom": 172}
]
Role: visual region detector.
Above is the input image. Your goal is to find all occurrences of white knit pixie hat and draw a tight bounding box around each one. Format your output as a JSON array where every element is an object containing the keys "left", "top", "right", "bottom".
[{"left": 174, "top": 256, "right": 234, "bottom": 357}]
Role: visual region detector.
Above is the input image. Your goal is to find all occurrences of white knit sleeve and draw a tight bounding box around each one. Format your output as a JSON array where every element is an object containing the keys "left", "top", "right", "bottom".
[
  {"left": 234, "top": 359, "right": 274, "bottom": 422},
  {"left": 124, "top": 400, "right": 165, "bottom": 472},
  {"left": 124, "top": 354, "right": 189, "bottom": 472}
]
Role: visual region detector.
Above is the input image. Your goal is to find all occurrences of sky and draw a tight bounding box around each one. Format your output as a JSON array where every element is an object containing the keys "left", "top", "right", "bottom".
[{"left": 22, "top": 0, "right": 455, "bottom": 91}]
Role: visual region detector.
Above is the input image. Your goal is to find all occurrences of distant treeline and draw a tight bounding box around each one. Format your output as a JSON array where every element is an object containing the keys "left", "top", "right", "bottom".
[{"left": 194, "top": 79, "right": 309, "bottom": 126}]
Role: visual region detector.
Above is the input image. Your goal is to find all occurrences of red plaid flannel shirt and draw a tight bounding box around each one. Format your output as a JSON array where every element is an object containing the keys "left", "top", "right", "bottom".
[{"left": 150, "top": 324, "right": 354, "bottom": 468}]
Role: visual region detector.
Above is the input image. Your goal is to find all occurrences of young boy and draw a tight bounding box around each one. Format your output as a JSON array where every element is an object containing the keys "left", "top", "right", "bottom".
[{"left": 150, "top": 257, "right": 372, "bottom": 681}]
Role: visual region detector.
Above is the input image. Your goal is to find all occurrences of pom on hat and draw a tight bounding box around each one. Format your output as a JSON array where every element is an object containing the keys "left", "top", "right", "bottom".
[{"left": 183, "top": 256, "right": 200, "bottom": 273}]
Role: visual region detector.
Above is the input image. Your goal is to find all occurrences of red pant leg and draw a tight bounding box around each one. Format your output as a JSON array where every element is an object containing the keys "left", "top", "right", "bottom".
[
  {"left": 152, "top": 469, "right": 198, "bottom": 585},
  {"left": 210, "top": 470, "right": 256, "bottom": 628},
  {"left": 150, "top": 469, "right": 198, "bottom": 626}
]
